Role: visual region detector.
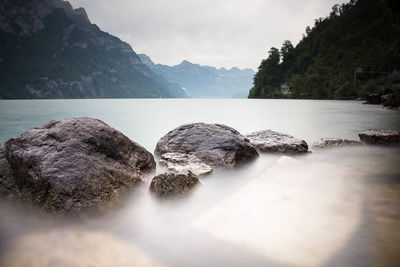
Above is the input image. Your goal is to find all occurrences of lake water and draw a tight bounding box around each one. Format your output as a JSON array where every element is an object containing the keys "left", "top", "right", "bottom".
[{"left": 0, "top": 99, "right": 399, "bottom": 266}]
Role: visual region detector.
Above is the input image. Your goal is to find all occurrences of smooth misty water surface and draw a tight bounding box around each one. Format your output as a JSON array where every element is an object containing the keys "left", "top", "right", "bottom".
[{"left": 0, "top": 99, "right": 399, "bottom": 266}]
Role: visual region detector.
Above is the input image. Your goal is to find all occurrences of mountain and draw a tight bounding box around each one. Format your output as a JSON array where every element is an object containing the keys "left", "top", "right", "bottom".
[
  {"left": 138, "top": 54, "right": 255, "bottom": 98},
  {"left": 249, "top": 0, "right": 400, "bottom": 99},
  {"left": 0, "top": 0, "right": 186, "bottom": 98}
]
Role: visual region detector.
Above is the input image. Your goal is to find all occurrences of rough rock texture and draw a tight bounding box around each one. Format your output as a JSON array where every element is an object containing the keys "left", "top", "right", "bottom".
[
  {"left": 0, "top": 117, "right": 156, "bottom": 212},
  {"left": 311, "top": 138, "right": 362, "bottom": 150},
  {"left": 381, "top": 93, "right": 400, "bottom": 109},
  {"left": 159, "top": 152, "right": 213, "bottom": 176},
  {"left": 155, "top": 123, "right": 258, "bottom": 168},
  {"left": 149, "top": 172, "right": 200, "bottom": 197},
  {"left": 0, "top": 143, "right": 17, "bottom": 197},
  {"left": 363, "top": 89, "right": 400, "bottom": 109},
  {"left": 359, "top": 129, "right": 400, "bottom": 146},
  {"left": 246, "top": 130, "right": 308, "bottom": 154}
]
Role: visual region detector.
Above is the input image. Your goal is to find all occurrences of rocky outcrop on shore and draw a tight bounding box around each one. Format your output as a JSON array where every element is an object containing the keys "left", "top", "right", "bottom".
[
  {"left": 311, "top": 138, "right": 362, "bottom": 150},
  {"left": 381, "top": 93, "right": 400, "bottom": 109},
  {"left": 159, "top": 152, "right": 213, "bottom": 176},
  {"left": 0, "top": 117, "right": 156, "bottom": 212},
  {"left": 364, "top": 91, "right": 400, "bottom": 109},
  {"left": 359, "top": 129, "right": 400, "bottom": 146},
  {"left": 2, "top": 117, "right": 398, "bottom": 207},
  {"left": 246, "top": 130, "right": 308, "bottom": 154},
  {"left": 155, "top": 123, "right": 258, "bottom": 168},
  {"left": 150, "top": 172, "right": 200, "bottom": 197}
]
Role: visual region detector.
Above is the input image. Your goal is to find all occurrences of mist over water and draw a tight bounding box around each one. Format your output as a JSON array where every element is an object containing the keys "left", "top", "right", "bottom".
[{"left": 0, "top": 99, "right": 399, "bottom": 266}]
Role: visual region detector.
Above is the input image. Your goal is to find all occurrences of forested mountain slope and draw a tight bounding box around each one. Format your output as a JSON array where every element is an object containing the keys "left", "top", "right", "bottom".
[{"left": 249, "top": 0, "right": 400, "bottom": 99}]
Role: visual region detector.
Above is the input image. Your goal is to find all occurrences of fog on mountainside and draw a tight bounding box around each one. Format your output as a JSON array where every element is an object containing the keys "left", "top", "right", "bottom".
[{"left": 139, "top": 54, "right": 255, "bottom": 98}]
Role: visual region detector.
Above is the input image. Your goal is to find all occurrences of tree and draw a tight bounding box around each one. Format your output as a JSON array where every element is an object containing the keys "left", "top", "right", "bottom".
[
  {"left": 280, "top": 40, "right": 294, "bottom": 62},
  {"left": 249, "top": 47, "right": 282, "bottom": 98},
  {"left": 249, "top": 0, "right": 400, "bottom": 99}
]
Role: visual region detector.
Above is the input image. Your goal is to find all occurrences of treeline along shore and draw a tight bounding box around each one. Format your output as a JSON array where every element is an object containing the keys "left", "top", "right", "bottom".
[{"left": 248, "top": 0, "right": 400, "bottom": 107}]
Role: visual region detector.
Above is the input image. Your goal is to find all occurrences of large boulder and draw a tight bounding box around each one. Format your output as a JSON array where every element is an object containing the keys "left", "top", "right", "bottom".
[
  {"left": 149, "top": 172, "right": 200, "bottom": 197},
  {"left": 0, "top": 117, "right": 156, "bottom": 212},
  {"left": 311, "top": 138, "right": 362, "bottom": 151},
  {"left": 159, "top": 152, "right": 212, "bottom": 176},
  {"left": 359, "top": 129, "right": 400, "bottom": 146},
  {"left": 155, "top": 123, "right": 258, "bottom": 168},
  {"left": 246, "top": 130, "right": 308, "bottom": 154}
]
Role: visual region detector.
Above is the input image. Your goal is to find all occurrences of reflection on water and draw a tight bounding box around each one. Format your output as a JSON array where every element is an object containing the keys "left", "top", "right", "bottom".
[
  {"left": 1, "top": 146, "right": 399, "bottom": 266},
  {"left": 1, "top": 228, "right": 162, "bottom": 267},
  {"left": 193, "top": 155, "right": 363, "bottom": 267}
]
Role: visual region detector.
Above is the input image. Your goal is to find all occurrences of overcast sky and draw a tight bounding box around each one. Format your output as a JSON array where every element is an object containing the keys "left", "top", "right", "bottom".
[{"left": 69, "top": 0, "right": 347, "bottom": 70}]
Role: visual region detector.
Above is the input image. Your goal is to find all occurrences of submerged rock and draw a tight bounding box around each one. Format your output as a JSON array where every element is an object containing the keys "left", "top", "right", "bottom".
[
  {"left": 155, "top": 123, "right": 258, "bottom": 168},
  {"left": 246, "top": 130, "right": 308, "bottom": 154},
  {"left": 359, "top": 129, "right": 400, "bottom": 146},
  {"left": 160, "top": 152, "right": 213, "bottom": 176},
  {"left": 150, "top": 172, "right": 200, "bottom": 197},
  {"left": 0, "top": 117, "right": 156, "bottom": 212},
  {"left": 311, "top": 138, "right": 362, "bottom": 151}
]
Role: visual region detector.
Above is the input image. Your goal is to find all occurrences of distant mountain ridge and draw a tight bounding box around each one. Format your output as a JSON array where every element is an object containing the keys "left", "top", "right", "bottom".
[
  {"left": 138, "top": 54, "right": 255, "bottom": 98},
  {"left": 0, "top": 0, "right": 186, "bottom": 98}
]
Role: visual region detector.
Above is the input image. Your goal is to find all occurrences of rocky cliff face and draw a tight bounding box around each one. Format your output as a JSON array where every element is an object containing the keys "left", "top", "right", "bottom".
[
  {"left": 0, "top": 0, "right": 186, "bottom": 98},
  {"left": 138, "top": 54, "right": 255, "bottom": 98}
]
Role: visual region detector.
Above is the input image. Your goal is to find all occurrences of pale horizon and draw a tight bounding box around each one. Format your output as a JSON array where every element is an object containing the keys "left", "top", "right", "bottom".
[{"left": 69, "top": 0, "right": 348, "bottom": 70}]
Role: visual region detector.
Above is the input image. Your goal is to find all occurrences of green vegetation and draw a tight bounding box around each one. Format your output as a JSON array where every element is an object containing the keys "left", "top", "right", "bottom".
[{"left": 249, "top": 0, "right": 400, "bottom": 99}]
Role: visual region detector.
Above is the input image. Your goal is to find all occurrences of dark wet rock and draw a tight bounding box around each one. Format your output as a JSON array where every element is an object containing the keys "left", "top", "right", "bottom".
[
  {"left": 363, "top": 89, "right": 399, "bottom": 109},
  {"left": 381, "top": 93, "right": 400, "bottom": 109},
  {"left": 246, "top": 130, "right": 308, "bottom": 154},
  {"left": 311, "top": 138, "right": 362, "bottom": 150},
  {"left": 149, "top": 172, "right": 200, "bottom": 197},
  {"left": 155, "top": 123, "right": 258, "bottom": 168},
  {"left": 159, "top": 152, "right": 213, "bottom": 176},
  {"left": 0, "top": 117, "right": 156, "bottom": 212},
  {"left": 364, "top": 92, "right": 382, "bottom": 105},
  {"left": 0, "top": 143, "right": 17, "bottom": 198},
  {"left": 359, "top": 129, "right": 400, "bottom": 146}
]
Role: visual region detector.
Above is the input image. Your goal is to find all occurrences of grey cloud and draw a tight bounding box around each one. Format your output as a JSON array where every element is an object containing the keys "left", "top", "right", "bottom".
[{"left": 69, "top": 0, "right": 346, "bottom": 70}]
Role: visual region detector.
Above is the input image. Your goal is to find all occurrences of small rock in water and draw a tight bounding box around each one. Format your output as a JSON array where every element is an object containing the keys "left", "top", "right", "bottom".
[
  {"left": 359, "top": 129, "right": 400, "bottom": 146},
  {"left": 312, "top": 138, "right": 362, "bottom": 151},
  {"left": 155, "top": 123, "right": 258, "bottom": 168},
  {"left": 160, "top": 152, "right": 213, "bottom": 176},
  {"left": 0, "top": 117, "right": 156, "bottom": 213},
  {"left": 246, "top": 129, "right": 308, "bottom": 154},
  {"left": 150, "top": 172, "right": 200, "bottom": 197}
]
